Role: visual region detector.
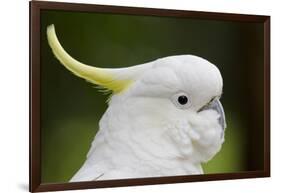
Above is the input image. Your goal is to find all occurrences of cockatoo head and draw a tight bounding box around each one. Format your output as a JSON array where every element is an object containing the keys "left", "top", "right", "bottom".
[{"left": 47, "top": 24, "right": 226, "bottom": 168}]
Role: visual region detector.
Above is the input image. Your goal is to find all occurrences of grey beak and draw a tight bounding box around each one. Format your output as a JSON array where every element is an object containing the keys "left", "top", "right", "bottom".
[{"left": 199, "top": 98, "right": 227, "bottom": 132}]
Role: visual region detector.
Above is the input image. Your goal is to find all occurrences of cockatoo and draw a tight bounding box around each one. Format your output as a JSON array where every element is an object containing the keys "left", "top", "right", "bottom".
[{"left": 47, "top": 24, "right": 226, "bottom": 182}]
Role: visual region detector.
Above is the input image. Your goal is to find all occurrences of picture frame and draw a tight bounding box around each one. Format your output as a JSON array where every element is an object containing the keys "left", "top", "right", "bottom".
[{"left": 30, "top": 1, "right": 270, "bottom": 192}]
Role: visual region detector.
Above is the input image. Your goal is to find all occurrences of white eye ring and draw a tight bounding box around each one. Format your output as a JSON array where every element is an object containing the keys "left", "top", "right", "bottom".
[{"left": 171, "top": 92, "right": 192, "bottom": 109}]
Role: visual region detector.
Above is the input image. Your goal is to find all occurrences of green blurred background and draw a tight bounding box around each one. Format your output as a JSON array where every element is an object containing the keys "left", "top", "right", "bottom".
[{"left": 40, "top": 10, "right": 264, "bottom": 183}]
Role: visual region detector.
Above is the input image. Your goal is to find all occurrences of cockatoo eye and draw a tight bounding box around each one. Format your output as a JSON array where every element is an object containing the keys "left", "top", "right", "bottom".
[
  {"left": 171, "top": 92, "right": 191, "bottom": 109},
  {"left": 178, "top": 95, "right": 188, "bottom": 105}
]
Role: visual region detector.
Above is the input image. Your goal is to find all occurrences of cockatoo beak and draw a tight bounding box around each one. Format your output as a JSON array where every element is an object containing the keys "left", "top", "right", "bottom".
[{"left": 199, "top": 98, "right": 226, "bottom": 131}]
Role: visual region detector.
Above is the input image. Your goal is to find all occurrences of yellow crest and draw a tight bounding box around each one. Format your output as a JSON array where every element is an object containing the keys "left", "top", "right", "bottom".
[{"left": 47, "top": 24, "right": 132, "bottom": 94}]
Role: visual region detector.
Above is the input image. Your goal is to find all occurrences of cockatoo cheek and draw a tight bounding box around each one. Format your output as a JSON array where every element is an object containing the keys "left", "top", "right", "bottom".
[
  {"left": 163, "top": 109, "right": 223, "bottom": 159},
  {"left": 188, "top": 110, "right": 224, "bottom": 162}
]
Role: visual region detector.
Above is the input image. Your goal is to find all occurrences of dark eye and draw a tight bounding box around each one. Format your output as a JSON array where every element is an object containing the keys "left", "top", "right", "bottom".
[
  {"left": 178, "top": 95, "right": 188, "bottom": 105},
  {"left": 171, "top": 92, "right": 191, "bottom": 109}
]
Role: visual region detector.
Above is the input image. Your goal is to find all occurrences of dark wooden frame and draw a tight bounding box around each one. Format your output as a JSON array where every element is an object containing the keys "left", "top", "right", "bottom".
[{"left": 30, "top": 0, "right": 270, "bottom": 192}]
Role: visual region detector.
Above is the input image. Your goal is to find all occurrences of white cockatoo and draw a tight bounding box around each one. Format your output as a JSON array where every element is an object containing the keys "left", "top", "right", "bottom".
[{"left": 47, "top": 24, "right": 226, "bottom": 182}]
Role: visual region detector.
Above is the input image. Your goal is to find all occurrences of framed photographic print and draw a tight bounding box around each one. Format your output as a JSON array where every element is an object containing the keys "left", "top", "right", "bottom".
[{"left": 29, "top": 1, "right": 270, "bottom": 192}]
